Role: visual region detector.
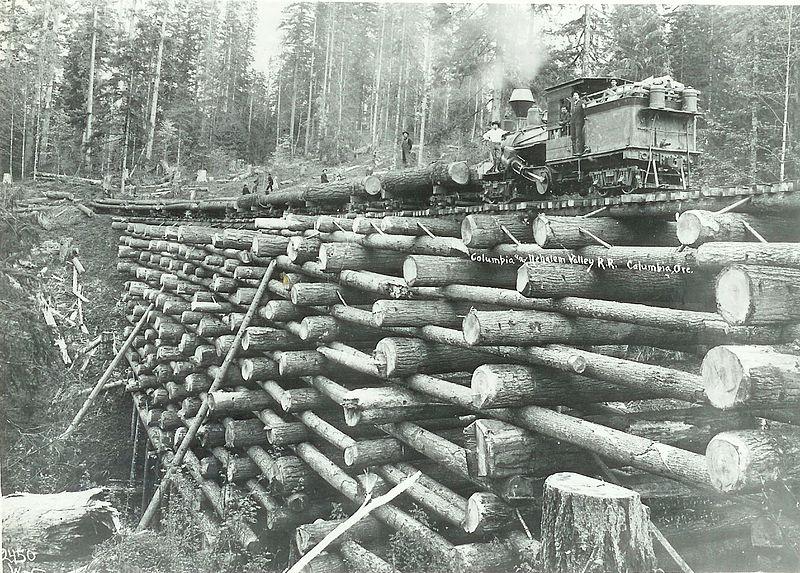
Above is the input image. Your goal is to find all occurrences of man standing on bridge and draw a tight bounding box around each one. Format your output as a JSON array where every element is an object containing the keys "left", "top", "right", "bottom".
[{"left": 400, "top": 131, "right": 413, "bottom": 168}]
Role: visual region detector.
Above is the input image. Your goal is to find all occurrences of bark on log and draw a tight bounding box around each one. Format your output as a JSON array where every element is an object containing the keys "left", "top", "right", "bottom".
[
  {"left": 241, "top": 326, "right": 302, "bottom": 351},
  {"left": 379, "top": 216, "right": 462, "bottom": 237},
  {"left": 207, "top": 390, "right": 276, "bottom": 414},
  {"left": 277, "top": 350, "right": 326, "bottom": 377},
  {"left": 696, "top": 242, "right": 800, "bottom": 270},
  {"left": 463, "top": 309, "right": 701, "bottom": 348},
  {"left": 461, "top": 491, "right": 519, "bottom": 537},
  {"left": 404, "top": 255, "right": 518, "bottom": 288},
  {"left": 676, "top": 210, "right": 799, "bottom": 247},
  {"left": 373, "top": 300, "right": 476, "bottom": 328},
  {"left": 288, "top": 236, "right": 323, "bottom": 263},
  {"left": 702, "top": 345, "right": 800, "bottom": 409},
  {"left": 295, "top": 517, "right": 385, "bottom": 555},
  {"left": 1, "top": 488, "right": 120, "bottom": 558},
  {"left": 374, "top": 337, "right": 495, "bottom": 378},
  {"left": 291, "top": 283, "right": 377, "bottom": 306},
  {"left": 461, "top": 213, "right": 533, "bottom": 249},
  {"left": 364, "top": 161, "right": 470, "bottom": 197},
  {"left": 318, "top": 243, "right": 406, "bottom": 273},
  {"left": 251, "top": 234, "right": 291, "bottom": 257},
  {"left": 533, "top": 214, "right": 677, "bottom": 249},
  {"left": 338, "top": 270, "right": 412, "bottom": 299},
  {"left": 538, "top": 472, "right": 656, "bottom": 573},
  {"left": 517, "top": 261, "right": 707, "bottom": 305},
  {"left": 339, "top": 540, "right": 401, "bottom": 573},
  {"left": 715, "top": 264, "right": 800, "bottom": 325},
  {"left": 240, "top": 357, "right": 279, "bottom": 381},
  {"left": 706, "top": 429, "right": 800, "bottom": 493},
  {"left": 471, "top": 364, "right": 655, "bottom": 408}
]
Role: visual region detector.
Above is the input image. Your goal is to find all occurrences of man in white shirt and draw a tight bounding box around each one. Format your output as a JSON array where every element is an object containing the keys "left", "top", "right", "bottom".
[{"left": 482, "top": 121, "right": 507, "bottom": 172}]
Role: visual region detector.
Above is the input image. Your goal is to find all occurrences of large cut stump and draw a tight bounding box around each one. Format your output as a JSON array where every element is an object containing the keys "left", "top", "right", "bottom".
[
  {"left": 2, "top": 488, "right": 120, "bottom": 558},
  {"left": 538, "top": 472, "right": 656, "bottom": 573}
]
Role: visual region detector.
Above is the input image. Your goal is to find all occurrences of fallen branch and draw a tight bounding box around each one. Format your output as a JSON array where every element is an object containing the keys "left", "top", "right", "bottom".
[{"left": 286, "top": 471, "right": 422, "bottom": 573}]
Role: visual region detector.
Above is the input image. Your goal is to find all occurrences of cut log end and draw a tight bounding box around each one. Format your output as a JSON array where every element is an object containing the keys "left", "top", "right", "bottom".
[
  {"left": 675, "top": 210, "right": 707, "bottom": 247},
  {"left": 515, "top": 265, "right": 530, "bottom": 294},
  {"left": 715, "top": 265, "right": 752, "bottom": 325},
  {"left": 546, "top": 472, "right": 635, "bottom": 500},
  {"left": 706, "top": 433, "right": 748, "bottom": 493},
  {"left": 447, "top": 162, "right": 471, "bottom": 186},
  {"left": 532, "top": 214, "right": 550, "bottom": 247},
  {"left": 402, "top": 257, "right": 419, "bottom": 287},
  {"left": 701, "top": 345, "right": 748, "bottom": 409},
  {"left": 461, "top": 311, "right": 481, "bottom": 346},
  {"left": 364, "top": 175, "right": 383, "bottom": 196},
  {"left": 460, "top": 217, "right": 477, "bottom": 247}
]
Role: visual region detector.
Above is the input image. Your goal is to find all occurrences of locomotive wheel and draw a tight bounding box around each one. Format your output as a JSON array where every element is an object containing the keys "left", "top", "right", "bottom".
[{"left": 535, "top": 169, "right": 552, "bottom": 195}]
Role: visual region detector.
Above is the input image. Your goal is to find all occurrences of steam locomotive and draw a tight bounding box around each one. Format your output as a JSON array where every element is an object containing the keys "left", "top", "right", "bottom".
[{"left": 475, "top": 76, "right": 701, "bottom": 202}]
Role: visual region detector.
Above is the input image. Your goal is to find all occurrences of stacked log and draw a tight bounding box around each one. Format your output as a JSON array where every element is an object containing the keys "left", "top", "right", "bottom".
[{"left": 112, "top": 207, "right": 800, "bottom": 572}]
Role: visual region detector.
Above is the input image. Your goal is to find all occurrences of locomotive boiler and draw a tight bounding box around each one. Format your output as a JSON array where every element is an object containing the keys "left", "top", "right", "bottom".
[{"left": 480, "top": 76, "right": 701, "bottom": 201}]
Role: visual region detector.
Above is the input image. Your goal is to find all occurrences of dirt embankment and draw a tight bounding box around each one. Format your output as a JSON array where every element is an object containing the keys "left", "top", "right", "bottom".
[{"left": 1, "top": 181, "right": 131, "bottom": 496}]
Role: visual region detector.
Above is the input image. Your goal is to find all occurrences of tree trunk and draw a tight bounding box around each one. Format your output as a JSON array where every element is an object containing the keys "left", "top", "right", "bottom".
[
  {"left": 318, "top": 243, "right": 406, "bottom": 273},
  {"left": 780, "top": 6, "right": 793, "bottom": 181},
  {"left": 289, "top": 58, "right": 298, "bottom": 157},
  {"left": 1, "top": 488, "right": 119, "bottom": 558},
  {"left": 145, "top": 9, "right": 167, "bottom": 163},
  {"left": 304, "top": 13, "right": 317, "bottom": 156},
  {"left": 517, "top": 261, "right": 709, "bottom": 305},
  {"left": 463, "top": 308, "right": 706, "bottom": 349},
  {"left": 374, "top": 337, "right": 497, "bottom": 378},
  {"left": 364, "top": 161, "right": 470, "bottom": 198},
  {"left": 371, "top": 7, "right": 387, "bottom": 148},
  {"left": 417, "top": 29, "right": 433, "bottom": 166},
  {"left": 538, "top": 472, "right": 656, "bottom": 573},
  {"left": 81, "top": 5, "right": 98, "bottom": 171}
]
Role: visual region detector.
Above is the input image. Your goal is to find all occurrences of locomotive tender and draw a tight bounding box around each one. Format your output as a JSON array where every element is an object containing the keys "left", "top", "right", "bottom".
[{"left": 480, "top": 76, "right": 701, "bottom": 202}]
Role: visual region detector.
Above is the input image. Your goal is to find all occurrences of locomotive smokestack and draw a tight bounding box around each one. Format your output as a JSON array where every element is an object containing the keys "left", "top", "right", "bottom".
[{"left": 509, "top": 88, "right": 535, "bottom": 118}]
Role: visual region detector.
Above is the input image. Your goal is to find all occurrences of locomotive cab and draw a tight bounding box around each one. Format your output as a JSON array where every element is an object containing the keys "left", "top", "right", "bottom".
[{"left": 544, "top": 76, "right": 702, "bottom": 195}]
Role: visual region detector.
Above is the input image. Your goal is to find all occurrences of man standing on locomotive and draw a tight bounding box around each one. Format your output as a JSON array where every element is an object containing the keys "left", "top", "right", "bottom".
[
  {"left": 483, "top": 120, "right": 507, "bottom": 172},
  {"left": 571, "top": 92, "right": 586, "bottom": 155}
]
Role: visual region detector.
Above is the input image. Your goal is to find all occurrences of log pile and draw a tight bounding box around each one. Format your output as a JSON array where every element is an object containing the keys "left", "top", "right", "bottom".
[{"left": 112, "top": 205, "right": 800, "bottom": 572}]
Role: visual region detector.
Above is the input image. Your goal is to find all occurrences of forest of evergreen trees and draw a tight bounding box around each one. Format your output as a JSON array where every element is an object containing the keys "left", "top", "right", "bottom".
[{"left": 0, "top": 2, "right": 797, "bottom": 187}]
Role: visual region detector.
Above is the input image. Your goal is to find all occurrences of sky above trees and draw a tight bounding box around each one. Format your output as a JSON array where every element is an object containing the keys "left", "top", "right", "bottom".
[{"left": 0, "top": 2, "right": 796, "bottom": 188}]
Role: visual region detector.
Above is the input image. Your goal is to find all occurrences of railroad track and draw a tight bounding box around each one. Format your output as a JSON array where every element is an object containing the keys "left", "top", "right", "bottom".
[{"left": 96, "top": 179, "right": 800, "bottom": 220}]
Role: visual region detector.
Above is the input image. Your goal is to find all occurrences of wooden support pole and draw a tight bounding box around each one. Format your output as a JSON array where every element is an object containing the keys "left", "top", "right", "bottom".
[{"left": 60, "top": 295, "right": 158, "bottom": 439}]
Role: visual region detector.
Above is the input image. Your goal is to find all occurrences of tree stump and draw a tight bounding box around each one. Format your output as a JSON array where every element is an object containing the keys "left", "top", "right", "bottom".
[{"left": 538, "top": 472, "right": 656, "bottom": 573}]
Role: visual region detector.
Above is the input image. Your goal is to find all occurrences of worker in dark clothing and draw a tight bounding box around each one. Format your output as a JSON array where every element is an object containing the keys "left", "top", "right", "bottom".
[
  {"left": 242, "top": 184, "right": 250, "bottom": 195},
  {"left": 265, "top": 173, "right": 274, "bottom": 192},
  {"left": 320, "top": 169, "right": 329, "bottom": 183},
  {"left": 400, "top": 131, "right": 413, "bottom": 167},
  {"left": 571, "top": 92, "right": 586, "bottom": 154},
  {"left": 559, "top": 103, "right": 571, "bottom": 137}
]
